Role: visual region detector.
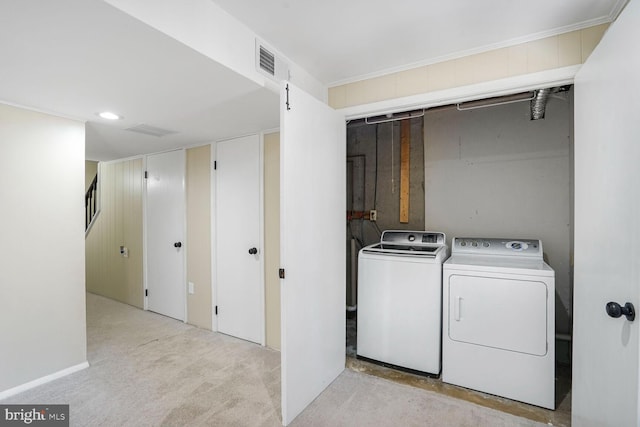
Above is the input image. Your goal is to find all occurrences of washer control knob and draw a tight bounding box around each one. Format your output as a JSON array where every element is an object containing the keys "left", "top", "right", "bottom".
[
  {"left": 472, "top": 241, "right": 478, "bottom": 247},
  {"left": 460, "top": 241, "right": 466, "bottom": 247},
  {"left": 408, "top": 235, "right": 415, "bottom": 242},
  {"left": 483, "top": 241, "right": 490, "bottom": 247}
]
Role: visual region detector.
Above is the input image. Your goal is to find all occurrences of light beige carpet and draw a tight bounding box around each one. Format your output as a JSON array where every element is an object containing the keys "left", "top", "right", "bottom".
[{"left": 1, "top": 293, "right": 548, "bottom": 426}]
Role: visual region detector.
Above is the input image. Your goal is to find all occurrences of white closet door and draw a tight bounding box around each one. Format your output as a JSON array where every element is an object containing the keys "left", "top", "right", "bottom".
[
  {"left": 215, "top": 134, "right": 264, "bottom": 344},
  {"left": 572, "top": 2, "right": 640, "bottom": 426},
  {"left": 280, "top": 82, "right": 346, "bottom": 425},
  {"left": 146, "top": 149, "right": 186, "bottom": 321}
]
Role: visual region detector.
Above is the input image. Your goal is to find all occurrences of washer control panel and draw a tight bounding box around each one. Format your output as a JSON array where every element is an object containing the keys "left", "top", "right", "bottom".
[
  {"left": 452, "top": 237, "right": 542, "bottom": 258},
  {"left": 381, "top": 230, "right": 446, "bottom": 246}
]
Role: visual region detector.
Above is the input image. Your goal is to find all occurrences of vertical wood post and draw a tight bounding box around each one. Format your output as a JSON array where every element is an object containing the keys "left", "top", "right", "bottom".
[{"left": 400, "top": 120, "right": 410, "bottom": 223}]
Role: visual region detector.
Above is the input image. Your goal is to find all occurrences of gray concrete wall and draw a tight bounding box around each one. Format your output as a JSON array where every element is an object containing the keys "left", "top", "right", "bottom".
[
  {"left": 424, "top": 93, "right": 573, "bottom": 334},
  {"left": 347, "top": 117, "right": 426, "bottom": 248},
  {"left": 347, "top": 97, "right": 573, "bottom": 336},
  {"left": 346, "top": 117, "right": 425, "bottom": 308}
]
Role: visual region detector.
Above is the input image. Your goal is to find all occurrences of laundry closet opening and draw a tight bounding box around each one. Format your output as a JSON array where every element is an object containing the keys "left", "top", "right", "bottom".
[{"left": 345, "top": 86, "right": 574, "bottom": 376}]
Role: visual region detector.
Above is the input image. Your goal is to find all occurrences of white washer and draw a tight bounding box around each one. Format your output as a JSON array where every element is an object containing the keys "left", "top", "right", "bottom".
[
  {"left": 357, "top": 230, "right": 448, "bottom": 375},
  {"left": 442, "top": 237, "right": 555, "bottom": 409}
]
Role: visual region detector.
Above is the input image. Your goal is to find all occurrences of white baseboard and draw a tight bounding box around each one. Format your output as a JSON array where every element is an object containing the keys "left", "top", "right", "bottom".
[{"left": 0, "top": 361, "right": 90, "bottom": 401}]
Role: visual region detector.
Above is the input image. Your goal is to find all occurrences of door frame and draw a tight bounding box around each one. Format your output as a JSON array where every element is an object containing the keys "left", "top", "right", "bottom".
[
  {"left": 333, "top": 63, "right": 581, "bottom": 395},
  {"left": 337, "top": 65, "right": 580, "bottom": 120},
  {"left": 211, "top": 134, "right": 266, "bottom": 345},
  {"left": 142, "top": 148, "right": 188, "bottom": 322}
]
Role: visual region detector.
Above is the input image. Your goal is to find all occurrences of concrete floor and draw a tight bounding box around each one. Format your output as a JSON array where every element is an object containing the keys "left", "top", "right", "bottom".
[
  {"left": 346, "top": 317, "right": 572, "bottom": 427},
  {"left": 1, "top": 294, "right": 555, "bottom": 426}
]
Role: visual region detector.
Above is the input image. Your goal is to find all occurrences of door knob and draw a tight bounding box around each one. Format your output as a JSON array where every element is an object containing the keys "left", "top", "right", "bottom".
[
  {"left": 248, "top": 247, "right": 258, "bottom": 255},
  {"left": 606, "top": 301, "right": 635, "bottom": 321},
  {"left": 174, "top": 242, "right": 182, "bottom": 248}
]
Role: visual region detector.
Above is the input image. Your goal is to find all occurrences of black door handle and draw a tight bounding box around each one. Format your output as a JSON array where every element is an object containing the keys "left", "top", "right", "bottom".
[
  {"left": 606, "top": 301, "right": 635, "bottom": 321},
  {"left": 248, "top": 247, "right": 258, "bottom": 255},
  {"left": 174, "top": 242, "right": 182, "bottom": 248}
]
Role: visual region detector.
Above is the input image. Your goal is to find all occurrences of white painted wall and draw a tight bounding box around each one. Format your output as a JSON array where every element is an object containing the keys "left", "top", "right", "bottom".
[
  {"left": 424, "top": 96, "right": 573, "bottom": 334},
  {"left": 104, "top": 0, "right": 326, "bottom": 101},
  {"left": 0, "top": 103, "right": 87, "bottom": 394}
]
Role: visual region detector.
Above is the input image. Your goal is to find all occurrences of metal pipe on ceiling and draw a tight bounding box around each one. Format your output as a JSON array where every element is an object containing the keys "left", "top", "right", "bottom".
[{"left": 530, "top": 88, "right": 552, "bottom": 120}]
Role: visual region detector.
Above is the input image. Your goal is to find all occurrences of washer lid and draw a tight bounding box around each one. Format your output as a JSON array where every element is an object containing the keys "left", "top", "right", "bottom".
[
  {"left": 362, "top": 243, "right": 445, "bottom": 257},
  {"left": 362, "top": 230, "right": 447, "bottom": 258}
]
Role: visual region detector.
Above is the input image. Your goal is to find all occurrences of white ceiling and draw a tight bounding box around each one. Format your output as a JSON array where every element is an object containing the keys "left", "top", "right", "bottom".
[
  {"left": 213, "top": 0, "right": 625, "bottom": 85},
  {"left": 0, "top": 0, "right": 279, "bottom": 161},
  {"left": 0, "top": 0, "right": 625, "bottom": 161}
]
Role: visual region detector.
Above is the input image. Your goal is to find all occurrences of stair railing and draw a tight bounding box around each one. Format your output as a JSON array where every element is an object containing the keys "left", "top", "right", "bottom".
[{"left": 85, "top": 174, "right": 98, "bottom": 231}]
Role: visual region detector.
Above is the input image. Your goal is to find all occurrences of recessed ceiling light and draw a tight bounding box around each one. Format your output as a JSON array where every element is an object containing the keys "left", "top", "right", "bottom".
[{"left": 97, "top": 111, "right": 122, "bottom": 120}]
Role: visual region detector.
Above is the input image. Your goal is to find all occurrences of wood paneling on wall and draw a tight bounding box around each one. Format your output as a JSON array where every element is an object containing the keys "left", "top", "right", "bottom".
[
  {"left": 329, "top": 24, "right": 608, "bottom": 109},
  {"left": 85, "top": 158, "right": 144, "bottom": 308}
]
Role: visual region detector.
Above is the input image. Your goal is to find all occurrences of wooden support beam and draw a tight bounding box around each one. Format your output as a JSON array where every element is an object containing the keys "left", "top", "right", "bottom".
[{"left": 400, "top": 120, "right": 410, "bottom": 223}]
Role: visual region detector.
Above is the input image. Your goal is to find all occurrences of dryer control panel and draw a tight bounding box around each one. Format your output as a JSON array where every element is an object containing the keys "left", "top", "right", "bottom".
[{"left": 451, "top": 237, "right": 542, "bottom": 258}]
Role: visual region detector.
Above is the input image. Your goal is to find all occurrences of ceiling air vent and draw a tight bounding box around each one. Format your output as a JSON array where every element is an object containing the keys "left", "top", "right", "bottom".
[
  {"left": 125, "top": 124, "right": 177, "bottom": 138},
  {"left": 255, "top": 39, "right": 289, "bottom": 81}
]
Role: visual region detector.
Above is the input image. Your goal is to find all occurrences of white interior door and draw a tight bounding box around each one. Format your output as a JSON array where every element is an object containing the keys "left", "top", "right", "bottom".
[
  {"left": 215, "top": 135, "right": 264, "bottom": 344},
  {"left": 280, "top": 82, "right": 346, "bottom": 425},
  {"left": 572, "top": 3, "right": 640, "bottom": 426},
  {"left": 146, "top": 149, "right": 186, "bottom": 321}
]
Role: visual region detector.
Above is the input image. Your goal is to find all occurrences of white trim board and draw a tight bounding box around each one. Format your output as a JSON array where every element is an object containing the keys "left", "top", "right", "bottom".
[
  {"left": 181, "top": 148, "right": 188, "bottom": 324},
  {"left": 258, "top": 132, "right": 266, "bottom": 346},
  {"left": 0, "top": 362, "right": 89, "bottom": 401},
  {"left": 142, "top": 154, "right": 149, "bottom": 312},
  {"left": 210, "top": 142, "right": 218, "bottom": 332},
  {"left": 338, "top": 65, "right": 582, "bottom": 120}
]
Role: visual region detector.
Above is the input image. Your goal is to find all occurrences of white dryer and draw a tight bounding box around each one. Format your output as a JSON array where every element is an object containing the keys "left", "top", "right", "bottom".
[
  {"left": 357, "top": 230, "right": 448, "bottom": 376},
  {"left": 442, "top": 237, "right": 555, "bottom": 409}
]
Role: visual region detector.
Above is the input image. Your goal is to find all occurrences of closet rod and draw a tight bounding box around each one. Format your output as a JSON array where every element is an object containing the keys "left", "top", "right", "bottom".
[
  {"left": 456, "top": 92, "right": 535, "bottom": 111},
  {"left": 365, "top": 109, "right": 424, "bottom": 125}
]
